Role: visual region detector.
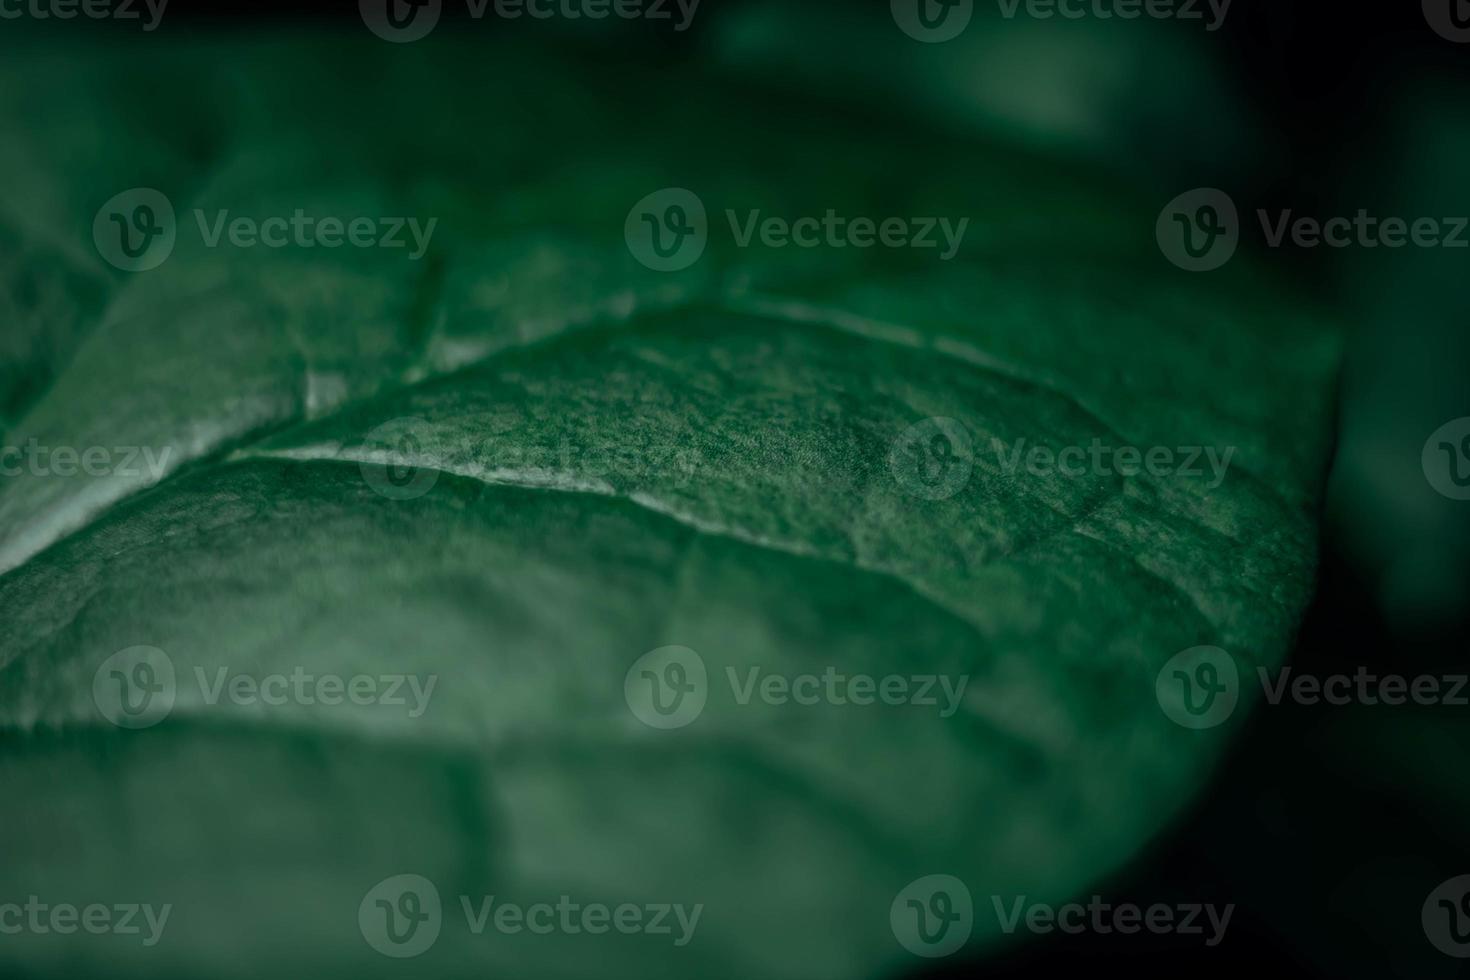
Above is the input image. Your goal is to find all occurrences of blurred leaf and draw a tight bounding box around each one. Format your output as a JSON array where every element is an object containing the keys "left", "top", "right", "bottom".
[{"left": 0, "top": 27, "right": 1339, "bottom": 980}]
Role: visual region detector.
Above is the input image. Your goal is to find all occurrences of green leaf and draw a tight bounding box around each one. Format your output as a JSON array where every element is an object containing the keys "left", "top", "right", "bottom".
[{"left": 0, "top": 28, "right": 1339, "bottom": 980}]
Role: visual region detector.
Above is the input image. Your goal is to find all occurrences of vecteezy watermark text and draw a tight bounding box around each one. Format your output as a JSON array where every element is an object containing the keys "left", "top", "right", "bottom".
[
  {"left": 93, "top": 188, "right": 437, "bottom": 272},
  {"left": 462, "top": 895, "right": 701, "bottom": 946},
  {"left": 0, "top": 0, "right": 167, "bottom": 30},
  {"left": 352, "top": 416, "right": 706, "bottom": 502},
  {"left": 1157, "top": 187, "right": 1470, "bottom": 271},
  {"left": 891, "top": 0, "right": 1229, "bottom": 43},
  {"left": 994, "top": 0, "right": 1230, "bottom": 30},
  {"left": 992, "top": 895, "right": 1234, "bottom": 946},
  {"left": 360, "top": 0, "right": 700, "bottom": 43},
  {"left": 1156, "top": 645, "right": 1469, "bottom": 729},
  {"left": 358, "top": 875, "right": 701, "bottom": 958},
  {"left": 193, "top": 210, "right": 436, "bottom": 259},
  {"left": 886, "top": 419, "right": 1237, "bottom": 501},
  {"left": 625, "top": 189, "right": 968, "bottom": 271},
  {"left": 624, "top": 646, "right": 969, "bottom": 729},
  {"left": 993, "top": 437, "right": 1235, "bottom": 489},
  {"left": 93, "top": 646, "right": 438, "bottom": 729},
  {"left": 0, "top": 898, "right": 171, "bottom": 946},
  {"left": 0, "top": 440, "right": 171, "bottom": 479}
]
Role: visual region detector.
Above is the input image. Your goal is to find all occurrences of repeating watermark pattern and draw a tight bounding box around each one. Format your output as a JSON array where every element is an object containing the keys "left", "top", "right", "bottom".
[
  {"left": 357, "top": 417, "right": 704, "bottom": 502},
  {"left": 0, "top": 440, "right": 172, "bottom": 479},
  {"left": 0, "top": 898, "right": 171, "bottom": 946},
  {"left": 1160, "top": 188, "right": 1470, "bottom": 271},
  {"left": 624, "top": 188, "right": 708, "bottom": 272},
  {"left": 890, "top": 875, "right": 973, "bottom": 958},
  {"left": 727, "top": 210, "right": 969, "bottom": 261},
  {"left": 890, "top": 420, "right": 1236, "bottom": 500},
  {"left": 0, "top": 0, "right": 167, "bottom": 30},
  {"left": 360, "top": 875, "right": 442, "bottom": 958},
  {"left": 890, "top": 418, "right": 974, "bottom": 501},
  {"left": 727, "top": 666, "right": 968, "bottom": 717},
  {"left": 92, "top": 646, "right": 177, "bottom": 729},
  {"left": 93, "top": 189, "right": 436, "bottom": 272},
  {"left": 1424, "top": 875, "right": 1470, "bottom": 958},
  {"left": 1424, "top": 0, "right": 1470, "bottom": 43},
  {"left": 360, "top": 0, "right": 700, "bottom": 43},
  {"left": 624, "top": 646, "right": 708, "bottom": 729},
  {"left": 1257, "top": 667, "right": 1469, "bottom": 709},
  {"left": 92, "top": 647, "right": 438, "bottom": 730},
  {"left": 1155, "top": 188, "right": 1239, "bottom": 272},
  {"left": 93, "top": 188, "right": 176, "bottom": 272},
  {"left": 462, "top": 895, "right": 702, "bottom": 946},
  {"left": 359, "top": 417, "right": 442, "bottom": 501},
  {"left": 1423, "top": 417, "right": 1470, "bottom": 501},
  {"left": 1155, "top": 646, "right": 1239, "bottom": 729},
  {"left": 992, "top": 896, "right": 1234, "bottom": 946},
  {"left": 192, "top": 210, "right": 436, "bottom": 258},
  {"left": 625, "top": 188, "right": 969, "bottom": 272},
  {"left": 995, "top": 0, "right": 1230, "bottom": 29},
  {"left": 358, "top": 875, "right": 702, "bottom": 957},
  {"left": 892, "top": 0, "right": 973, "bottom": 42},
  {"left": 624, "top": 648, "right": 969, "bottom": 728},
  {"left": 1256, "top": 209, "right": 1470, "bottom": 251},
  {"left": 1157, "top": 646, "right": 1470, "bottom": 729},
  {"left": 893, "top": 0, "right": 1229, "bottom": 42},
  {"left": 994, "top": 437, "right": 1235, "bottom": 489}
]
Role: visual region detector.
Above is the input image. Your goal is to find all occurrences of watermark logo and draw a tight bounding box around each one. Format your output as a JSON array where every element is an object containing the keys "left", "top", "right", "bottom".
[
  {"left": 1258, "top": 667, "right": 1467, "bottom": 708},
  {"left": 890, "top": 418, "right": 974, "bottom": 500},
  {"left": 462, "top": 895, "right": 701, "bottom": 944},
  {"left": 726, "top": 210, "right": 967, "bottom": 260},
  {"left": 93, "top": 647, "right": 438, "bottom": 730},
  {"left": 93, "top": 188, "right": 175, "bottom": 272},
  {"left": 892, "top": 0, "right": 973, "bottom": 42},
  {"left": 0, "top": 440, "right": 172, "bottom": 479},
  {"left": 1155, "top": 646, "right": 1239, "bottom": 729},
  {"left": 360, "top": 0, "right": 441, "bottom": 42},
  {"left": 728, "top": 667, "right": 968, "bottom": 717},
  {"left": 0, "top": 0, "right": 168, "bottom": 30},
  {"left": 625, "top": 649, "right": 967, "bottom": 727},
  {"left": 193, "top": 210, "right": 435, "bottom": 258},
  {"left": 994, "top": 0, "right": 1230, "bottom": 30},
  {"left": 891, "top": 875, "right": 973, "bottom": 958},
  {"left": 626, "top": 189, "right": 969, "bottom": 270},
  {"left": 625, "top": 188, "right": 708, "bottom": 272},
  {"left": 1158, "top": 648, "right": 1467, "bottom": 727},
  {"left": 1160, "top": 189, "right": 1470, "bottom": 270},
  {"left": 1423, "top": 417, "right": 1470, "bottom": 501},
  {"left": 0, "top": 898, "right": 171, "bottom": 946},
  {"left": 1424, "top": 0, "right": 1470, "bottom": 42},
  {"left": 993, "top": 896, "right": 1233, "bottom": 945},
  {"left": 362, "top": 0, "right": 699, "bottom": 42},
  {"left": 94, "top": 190, "right": 436, "bottom": 272},
  {"left": 354, "top": 420, "right": 706, "bottom": 501},
  {"left": 1157, "top": 188, "right": 1238, "bottom": 272},
  {"left": 359, "top": 417, "right": 441, "bottom": 501},
  {"left": 896, "top": 0, "right": 1230, "bottom": 40},
  {"left": 993, "top": 437, "right": 1235, "bottom": 489},
  {"left": 550, "top": 437, "right": 702, "bottom": 490},
  {"left": 360, "top": 876, "right": 700, "bottom": 955},
  {"left": 360, "top": 874, "right": 442, "bottom": 958},
  {"left": 1424, "top": 876, "right": 1470, "bottom": 957},
  {"left": 92, "top": 646, "right": 177, "bottom": 729},
  {"left": 624, "top": 646, "right": 707, "bottom": 729}
]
